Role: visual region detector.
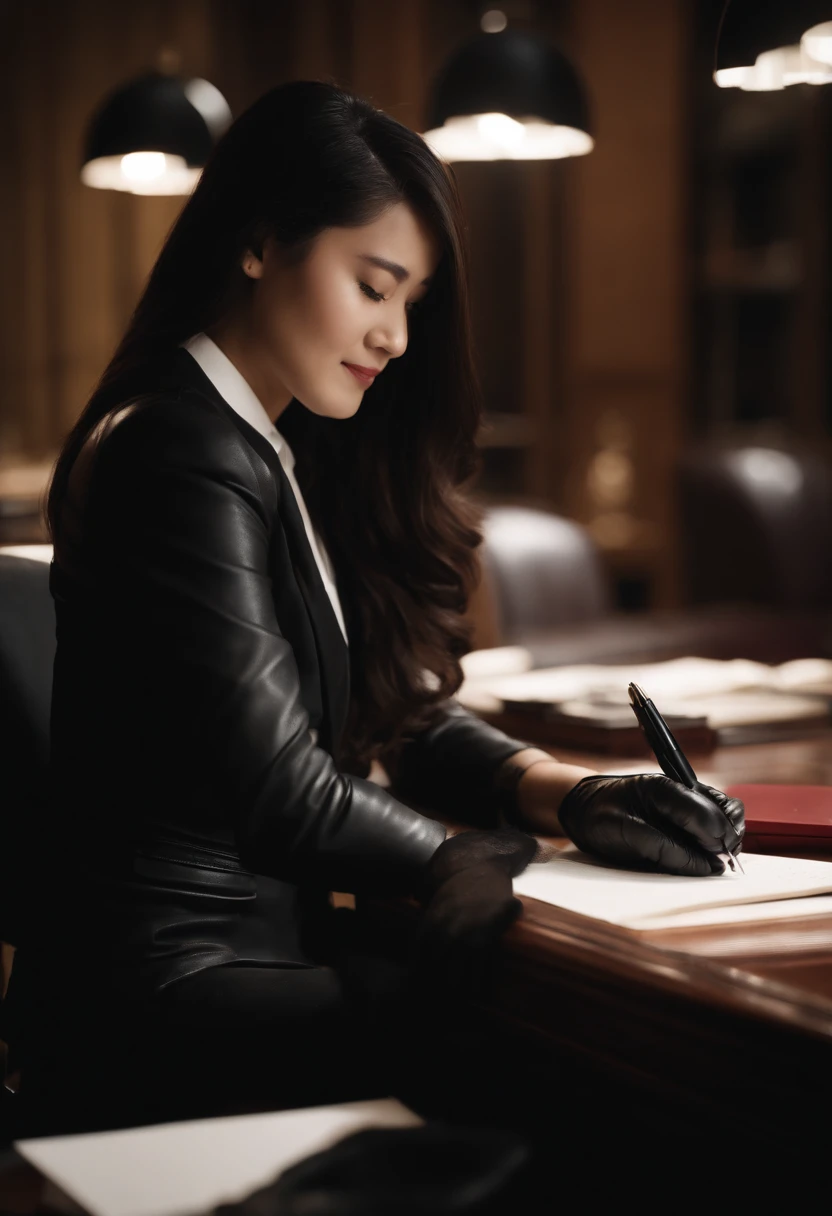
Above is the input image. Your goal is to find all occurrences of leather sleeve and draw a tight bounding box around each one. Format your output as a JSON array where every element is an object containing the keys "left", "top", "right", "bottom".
[
  {"left": 83, "top": 394, "right": 446, "bottom": 895},
  {"left": 390, "top": 698, "right": 536, "bottom": 828}
]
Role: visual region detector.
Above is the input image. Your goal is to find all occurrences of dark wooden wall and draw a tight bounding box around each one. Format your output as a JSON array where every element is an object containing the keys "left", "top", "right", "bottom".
[{"left": 561, "top": 0, "right": 688, "bottom": 607}]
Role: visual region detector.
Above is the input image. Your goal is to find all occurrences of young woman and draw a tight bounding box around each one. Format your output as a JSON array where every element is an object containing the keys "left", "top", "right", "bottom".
[{"left": 12, "top": 80, "right": 743, "bottom": 1135}]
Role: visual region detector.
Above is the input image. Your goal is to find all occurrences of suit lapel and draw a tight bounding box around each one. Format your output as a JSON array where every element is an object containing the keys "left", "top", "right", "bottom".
[
  {"left": 266, "top": 452, "right": 352, "bottom": 758},
  {"left": 166, "top": 349, "right": 352, "bottom": 758}
]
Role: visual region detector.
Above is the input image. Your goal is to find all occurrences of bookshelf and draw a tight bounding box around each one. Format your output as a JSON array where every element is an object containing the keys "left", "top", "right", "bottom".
[{"left": 690, "top": 65, "right": 832, "bottom": 444}]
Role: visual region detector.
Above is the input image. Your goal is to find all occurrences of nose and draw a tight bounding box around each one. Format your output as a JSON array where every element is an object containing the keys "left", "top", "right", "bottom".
[{"left": 370, "top": 312, "right": 408, "bottom": 360}]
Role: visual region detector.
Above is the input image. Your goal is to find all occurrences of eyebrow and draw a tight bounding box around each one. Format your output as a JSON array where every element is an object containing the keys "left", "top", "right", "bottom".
[{"left": 358, "top": 253, "right": 433, "bottom": 286}]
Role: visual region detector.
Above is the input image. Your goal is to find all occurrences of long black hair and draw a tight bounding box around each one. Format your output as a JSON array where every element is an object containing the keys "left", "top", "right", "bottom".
[{"left": 46, "top": 79, "right": 486, "bottom": 777}]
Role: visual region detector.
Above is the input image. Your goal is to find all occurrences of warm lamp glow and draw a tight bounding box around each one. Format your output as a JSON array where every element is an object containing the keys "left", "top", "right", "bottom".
[
  {"left": 81, "top": 151, "right": 201, "bottom": 194},
  {"left": 477, "top": 112, "right": 526, "bottom": 149},
  {"left": 802, "top": 21, "right": 832, "bottom": 65},
  {"left": 120, "top": 151, "right": 167, "bottom": 182},
  {"left": 422, "top": 112, "right": 594, "bottom": 161},
  {"left": 715, "top": 42, "right": 832, "bottom": 89},
  {"left": 714, "top": 66, "right": 754, "bottom": 88}
]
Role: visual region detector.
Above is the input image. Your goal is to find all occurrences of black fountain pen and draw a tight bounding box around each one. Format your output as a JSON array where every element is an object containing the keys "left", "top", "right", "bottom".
[{"left": 628, "top": 681, "right": 744, "bottom": 875}]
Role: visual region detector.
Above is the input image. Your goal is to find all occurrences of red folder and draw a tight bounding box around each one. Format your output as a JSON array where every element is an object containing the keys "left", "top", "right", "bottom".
[{"left": 725, "top": 784, "right": 832, "bottom": 853}]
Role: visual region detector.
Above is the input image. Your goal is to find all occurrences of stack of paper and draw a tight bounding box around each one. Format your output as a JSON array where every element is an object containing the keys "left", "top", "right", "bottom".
[
  {"left": 513, "top": 848, "right": 832, "bottom": 931},
  {"left": 458, "top": 652, "right": 832, "bottom": 730}
]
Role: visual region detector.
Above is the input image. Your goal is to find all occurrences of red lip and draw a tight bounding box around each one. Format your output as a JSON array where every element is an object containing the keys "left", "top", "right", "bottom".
[{"left": 343, "top": 362, "right": 381, "bottom": 379}]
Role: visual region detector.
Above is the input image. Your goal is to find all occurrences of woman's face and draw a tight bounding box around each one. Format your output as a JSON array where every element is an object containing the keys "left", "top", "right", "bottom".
[{"left": 225, "top": 201, "right": 442, "bottom": 422}]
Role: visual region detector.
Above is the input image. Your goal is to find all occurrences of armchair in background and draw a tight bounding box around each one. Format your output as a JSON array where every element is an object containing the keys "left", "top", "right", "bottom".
[
  {"left": 469, "top": 506, "right": 612, "bottom": 651},
  {"left": 678, "top": 439, "right": 832, "bottom": 612}
]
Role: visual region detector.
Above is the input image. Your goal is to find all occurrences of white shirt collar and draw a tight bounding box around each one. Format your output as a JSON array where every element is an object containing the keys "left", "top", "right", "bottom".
[{"left": 181, "top": 332, "right": 295, "bottom": 471}]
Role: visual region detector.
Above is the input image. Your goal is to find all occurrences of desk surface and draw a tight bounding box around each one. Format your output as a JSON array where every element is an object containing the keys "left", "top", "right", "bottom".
[{"left": 482, "top": 727, "right": 832, "bottom": 1134}]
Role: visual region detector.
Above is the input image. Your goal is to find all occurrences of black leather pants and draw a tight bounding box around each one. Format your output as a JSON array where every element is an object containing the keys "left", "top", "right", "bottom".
[
  {"left": 150, "top": 961, "right": 393, "bottom": 1120},
  {"left": 14, "top": 911, "right": 413, "bottom": 1137}
]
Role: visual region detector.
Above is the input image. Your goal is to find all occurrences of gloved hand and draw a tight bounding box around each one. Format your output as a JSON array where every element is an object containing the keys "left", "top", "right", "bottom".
[
  {"left": 558, "top": 774, "right": 745, "bottom": 876},
  {"left": 410, "top": 828, "right": 541, "bottom": 995}
]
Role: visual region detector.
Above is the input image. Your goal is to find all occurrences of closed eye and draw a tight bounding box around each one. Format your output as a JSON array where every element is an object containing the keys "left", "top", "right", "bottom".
[
  {"left": 359, "top": 281, "right": 423, "bottom": 313},
  {"left": 359, "top": 281, "right": 385, "bottom": 303}
]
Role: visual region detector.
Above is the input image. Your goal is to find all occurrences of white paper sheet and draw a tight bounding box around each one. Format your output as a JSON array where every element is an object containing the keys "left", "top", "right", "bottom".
[
  {"left": 15, "top": 1098, "right": 422, "bottom": 1216},
  {"left": 629, "top": 893, "right": 832, "bottom": 930},
  {"left": 513, "top": 848, "right": 832, "bottom": 930}
]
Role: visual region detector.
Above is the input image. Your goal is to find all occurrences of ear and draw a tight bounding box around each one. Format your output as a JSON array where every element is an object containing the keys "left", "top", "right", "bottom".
[{"left": 241, "top": 250, "right": 265, "bottom": 280}]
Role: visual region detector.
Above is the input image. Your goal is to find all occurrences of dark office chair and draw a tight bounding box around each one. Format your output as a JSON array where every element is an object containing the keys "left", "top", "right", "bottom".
[
  {"left": 678, "top": 440, "right": 832, "bottom": 611},
  {"left": 476, "top": 505, "right": 612, "bottom": 646},
  {"left": 0, "top": 547, "right": 54, "bottom": 1144},
  {"left": 0, "top": 549, "right": 55, "bottom": 950}
]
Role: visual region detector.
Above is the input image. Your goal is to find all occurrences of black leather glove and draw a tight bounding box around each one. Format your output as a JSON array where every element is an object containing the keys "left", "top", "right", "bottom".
[
  {"left": 558, "top": 774, "right": 745, "bottom": 876},
  {"left": 410, "top": 828, "right": 540, "bottom": 996}
]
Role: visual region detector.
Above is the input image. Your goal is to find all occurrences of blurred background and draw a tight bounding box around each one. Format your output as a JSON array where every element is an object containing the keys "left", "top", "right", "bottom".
[{"left": 1, "top": 0, "right": 831, "bottom": 643}]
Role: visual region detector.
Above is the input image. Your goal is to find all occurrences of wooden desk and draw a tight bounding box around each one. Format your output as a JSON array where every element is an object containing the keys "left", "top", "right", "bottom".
[{"left": 473, "top": 728, "right": 832, "bottom": 1149}]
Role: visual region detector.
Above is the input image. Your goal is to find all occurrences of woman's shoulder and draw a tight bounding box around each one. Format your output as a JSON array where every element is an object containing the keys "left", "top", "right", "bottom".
[
  {"left": 98, "top": 387, "right": 233, "bottom": 448},
  {"left": 95, "top": 389, "right": 259, "bottom": 477},
  {"left": 80, "top": 389, "right": 278, "bottom": 514}
]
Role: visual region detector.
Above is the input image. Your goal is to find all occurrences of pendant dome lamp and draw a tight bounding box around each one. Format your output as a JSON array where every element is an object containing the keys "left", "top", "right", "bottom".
[
  {"left": 714, "top": 0, "right": 832, "bottom": 91},
  {"left": 81, "top": 54, "right": 232, "bottom": 195},
  {"left": 422, "top": 18, "right": 592, "bottom": 162}
]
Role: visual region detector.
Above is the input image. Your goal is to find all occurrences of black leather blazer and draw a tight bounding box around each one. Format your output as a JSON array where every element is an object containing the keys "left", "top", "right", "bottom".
[{"left": 35, "top": 348, "right": 531, "bottom": 996}]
